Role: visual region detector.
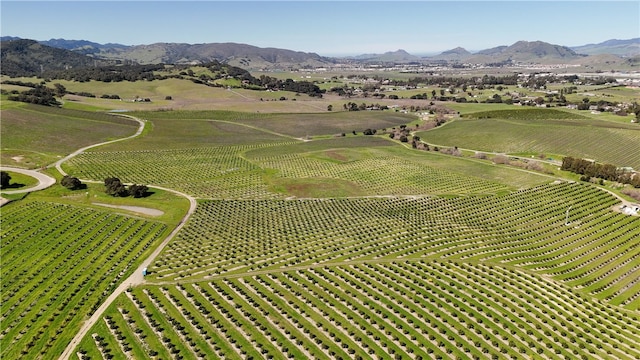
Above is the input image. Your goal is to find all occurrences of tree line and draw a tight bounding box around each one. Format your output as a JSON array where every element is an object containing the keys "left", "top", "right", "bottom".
[{"left": 561, "top": 156, "right": 640, "bottom": 187}]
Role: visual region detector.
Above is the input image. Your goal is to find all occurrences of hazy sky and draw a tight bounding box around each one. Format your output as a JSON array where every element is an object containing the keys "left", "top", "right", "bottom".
[{"left": 2, "top": 1, "right": 638, "bottom": 55}]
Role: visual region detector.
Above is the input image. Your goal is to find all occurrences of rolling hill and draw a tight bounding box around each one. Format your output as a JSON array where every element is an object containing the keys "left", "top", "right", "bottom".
[
  {"left": 2, "top": 36, "right": 638, "bottom": 72},
  {"left": 0, "top": 39, "right": 116, "bottom": 77},
  {"left": 571, "top": 38, "right": 640, "bottom": 57}
]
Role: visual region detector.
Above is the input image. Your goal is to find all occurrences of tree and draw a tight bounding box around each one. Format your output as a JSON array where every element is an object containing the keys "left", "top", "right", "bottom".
[
  {"left": 61, "top": 175, "right": 83, "bottom": 190},
  {"left": 128, "top": 184, "right": 149, "bottom": 198},
  {"left": 104, "top": 177, "right": 127, "bottom": 197},
  {"left": 1, "top": 171, "right": 11, "bottom": 189},
  {"left": 327, "top": 104, "right": 333, "bottom": 111},
  {"left": 53, "top": 83, "right": 67, "bottom": 97}
]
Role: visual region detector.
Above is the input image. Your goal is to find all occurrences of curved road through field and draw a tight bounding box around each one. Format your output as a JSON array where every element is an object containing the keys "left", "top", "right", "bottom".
[
  {"left": 54, "top": 113, "right": 146, "bottom": 176},
  {"left": 59, "top": 186, "right": 197, "bottom": 360},
  {"left": 11, "top": 112, "right": 638, "bottom": 359},
  {"left": 0, "top": 166, "right": 57, "bottom": 194},
  {"left": 12, "top": 113, "right": 201, "bottom": 360}
]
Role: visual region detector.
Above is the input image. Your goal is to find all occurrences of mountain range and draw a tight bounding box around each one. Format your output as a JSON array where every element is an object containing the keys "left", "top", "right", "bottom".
[{"left": 1, "top": 36, "right": 638, "bottom": 75}]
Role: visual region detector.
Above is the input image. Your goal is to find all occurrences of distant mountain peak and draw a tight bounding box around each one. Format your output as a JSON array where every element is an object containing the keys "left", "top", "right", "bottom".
[
  {"left": 441, "top": 47, "right": 470, "bottom": 55},
  {"left": 349, "top": 49, "right": 419, "bottom": 62}
]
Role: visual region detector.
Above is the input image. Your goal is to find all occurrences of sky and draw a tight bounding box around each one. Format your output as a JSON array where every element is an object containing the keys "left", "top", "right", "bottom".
[{"left": 1, "top": 1, "right": 638, "bottom": 56}]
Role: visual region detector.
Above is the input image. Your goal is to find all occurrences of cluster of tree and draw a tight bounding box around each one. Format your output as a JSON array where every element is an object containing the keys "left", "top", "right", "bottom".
[
  {"left": 1, "top": 171, "right": 11, "bottom": 189},
  {"left": 75, "top": 92, "right": 96, "bottom": 98},
  {"left": 343, "top": 102, "right": 388, "bottom": 111},
  {"left": 61, "top": 175, "right": 84, "bottom": 190},
  {"left": 252, "top": 75, "right": 323, "bottom": 96},
  {"left": 1, "top": 79, "right": 42, "bottom": 88},
  {"left": 561, "top": 156, "right": 640, "bottom": 187},
  {"left": 7, "top": 85, "right": 60, "bottom": 106},
  {"left": 388, "top": 124, "right": 411, "bottom": 142},
  {"left": 43, "top": 64, "right": 164, "bottom": 82},
  {"left": 104, "top": 177, "right": 149, "bottom": 198},
  {"left": 392, "top": 74, "right": 519, "bottom": 88},
  {"left": 177, "top": 61, "right": 255, "bottom": 84}
]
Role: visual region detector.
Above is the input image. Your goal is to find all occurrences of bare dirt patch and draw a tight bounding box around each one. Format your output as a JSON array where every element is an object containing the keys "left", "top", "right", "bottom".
[
  {"left": 325, "top": 150, "right": 349, "bottom": 162},
  {"left": 93, "top": 203, "right": 164, "bottom": 217},
  {"left": 11, "top": 156, "right": 24, "bottom": 162}
]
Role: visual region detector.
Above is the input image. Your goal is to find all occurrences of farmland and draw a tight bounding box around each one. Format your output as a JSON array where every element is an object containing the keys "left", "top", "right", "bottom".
[
  {"left": 1, "top": 74, "right": 639, "bottom": 360},
  {"left": 0, "top": 103, "right": 139, "bottom": 168},
  {"left": 417, "top": 108, "right": 640, "bottom": 169}
]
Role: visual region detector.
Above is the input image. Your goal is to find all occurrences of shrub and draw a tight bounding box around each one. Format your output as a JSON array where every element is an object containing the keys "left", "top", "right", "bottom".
[
  {"left": 104, "top": 177, "right": 127, "bottom": 197},
  {"left": 492, "top": 154, "right": 509, "bottom": 165},
  {"left": 61, "top": 175, "right": 83, "bottom": 190},
  {"left": 128, "top": 184, "right": 149, "bottom": 198},
  {"left": 621, "top": 188, "right": 640, "bottom": 201}
]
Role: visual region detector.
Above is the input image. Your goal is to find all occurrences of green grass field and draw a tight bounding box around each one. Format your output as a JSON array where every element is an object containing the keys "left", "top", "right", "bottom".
[
  {"left": 2, "top": 92, "right": 639, "bottom": 360},
  {"left": 0, "top": 171, "right": 39, "bottom": 190},
  {"left": 0, "top": 104, "right": 139, "bottom": 168},
  {"left": 418, "top": 108, "right": 640, "bottom": 169}
]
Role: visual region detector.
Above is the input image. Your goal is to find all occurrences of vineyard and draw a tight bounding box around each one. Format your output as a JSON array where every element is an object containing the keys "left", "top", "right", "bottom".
[
  {"left": 75, "top": 261, "right": 640, "bottom": 360},
  {"left": 2, "top": 103, "right": 640, "bottom": 359},
  {"left": 417, "top": 109, "right": 640, "bottom": 169},
  {"left": 0, "top": 201, "right": 168, "bottom": 359},
  {"left": 70, "top": 181, "right": 639, "bottom": 359},
  {"left": 64, "top": 136, "right": 549, "bottom": 199}
]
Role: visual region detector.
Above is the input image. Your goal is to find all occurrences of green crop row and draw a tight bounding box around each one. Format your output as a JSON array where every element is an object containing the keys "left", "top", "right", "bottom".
[
  {"left": 83, "top": 259, "right": 640, "bottom": 359},
  {"left": 146, "top": 182, "right": 639, "bottom": 310},
  {"left": 0, "top": 200, "right": 168, "bottom": 359},
  {"left": 418, "top": 112, "right": 640, "bottom": 169}
]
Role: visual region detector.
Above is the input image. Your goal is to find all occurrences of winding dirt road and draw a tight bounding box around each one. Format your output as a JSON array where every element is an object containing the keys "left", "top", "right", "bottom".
[
  {"left": 0, "top": 166, "right": 57, "bottom": 194},
  {"left": 4, "top": 113, "right": 201, "bottom": 360},
  {"left": 14, "top": 112, "right": 639, "bottom": 359},
  {"left": 58, "top": 187, "right": 197, "bottom": 360},
  {"left": 54, "top": 113, "right": 146, "bottom": 176}
]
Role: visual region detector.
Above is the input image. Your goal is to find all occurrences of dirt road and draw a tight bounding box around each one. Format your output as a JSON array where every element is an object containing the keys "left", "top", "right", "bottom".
[
  {"left": 58, "top": 188, "right": 196, "bottom": 360},
  {"left": 54, "top": 114, "right": 198, "bottom": 360},
  {"left": 0, "top": 166, "right": 57, "bottom": 194},
  {"left": 54, "top": 113, "right": 145, "bottom": 176}
]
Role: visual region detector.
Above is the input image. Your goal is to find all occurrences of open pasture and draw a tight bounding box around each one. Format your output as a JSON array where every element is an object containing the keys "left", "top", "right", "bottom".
[
  {"left": 418, "top": 108, "right": 640, "bottom": 169},
  {"left": 0, "top": 200, "right": 169, "bottom": 360},
  {"left": 0, "top": 104, "right": 139, "bottom": 168}
]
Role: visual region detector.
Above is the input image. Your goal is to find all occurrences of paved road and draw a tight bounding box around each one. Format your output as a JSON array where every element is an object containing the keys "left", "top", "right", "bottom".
[{"left": 0, "top": 166, "right": 57, "bottom": 194}]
